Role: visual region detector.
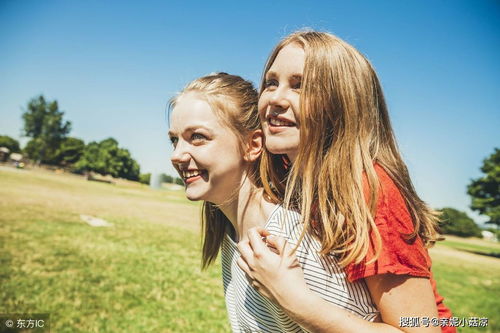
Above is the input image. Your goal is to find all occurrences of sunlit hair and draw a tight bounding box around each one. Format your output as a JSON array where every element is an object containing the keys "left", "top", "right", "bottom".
[
  {"left": 169, "top": 72, "right": 261, "bottom": 269},
  {"left": 260, "top": 30, "right": 441, "bottom": 267}
]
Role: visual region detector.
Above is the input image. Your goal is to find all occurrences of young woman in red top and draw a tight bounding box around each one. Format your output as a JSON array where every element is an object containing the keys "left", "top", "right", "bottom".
[{"left": 237, "top": 30, "right": 455, "bottom": 332}]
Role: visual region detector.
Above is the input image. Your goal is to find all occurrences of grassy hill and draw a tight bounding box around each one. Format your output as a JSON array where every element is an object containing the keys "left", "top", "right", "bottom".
[{"left": 1, "top": 167, "right": 498, "bottom": 332}]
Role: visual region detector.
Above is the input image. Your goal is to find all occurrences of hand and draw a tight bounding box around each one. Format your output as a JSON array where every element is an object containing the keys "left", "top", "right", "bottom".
[{"left": 237, "top": 227, "right": 310, "bottom": 307}]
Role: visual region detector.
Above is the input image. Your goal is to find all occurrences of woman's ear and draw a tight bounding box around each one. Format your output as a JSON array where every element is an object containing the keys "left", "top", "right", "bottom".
[{"left": 244, "top": 129, "right": 263, "bottom": 162}]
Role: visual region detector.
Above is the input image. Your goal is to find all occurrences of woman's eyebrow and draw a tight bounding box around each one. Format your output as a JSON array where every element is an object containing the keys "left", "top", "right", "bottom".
[
  {"left": 169, "top": 125, "right": 214, "bottom": 136},
  {"left": 265, "top": 71, "right": 302, "bottom": 80},
  {"left": 185, "top": 125, "right": 213, "bottom": 133},
  {"left": 265, "top": 70, "right": 278, "bottom": 78}
]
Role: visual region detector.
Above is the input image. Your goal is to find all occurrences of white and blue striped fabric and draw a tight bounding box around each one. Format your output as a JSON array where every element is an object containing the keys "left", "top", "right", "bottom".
[{"left": 221, "top": 205, "right": 379, "bottom": 332}]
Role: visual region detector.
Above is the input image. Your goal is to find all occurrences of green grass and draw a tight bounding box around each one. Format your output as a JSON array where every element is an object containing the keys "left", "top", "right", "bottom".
[
  {"left": 429, "top": 244, "right": 499, "bottom": 332},
  {"left": 439, "top": 238, "right": 500, "bottom": 258},
  {"left": 1, "top": 166, "right": 499, "bottom": 332},
  {"left": 0, "top": 167, "right": 229, "bottom": 332}
]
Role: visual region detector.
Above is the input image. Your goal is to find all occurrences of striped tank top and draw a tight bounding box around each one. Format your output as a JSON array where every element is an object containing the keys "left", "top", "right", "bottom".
[{"left": 221, "top": 205, "right": 379, "bottom": 332}]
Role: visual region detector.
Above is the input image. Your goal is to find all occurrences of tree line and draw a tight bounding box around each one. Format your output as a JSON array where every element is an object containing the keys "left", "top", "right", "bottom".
[
  {"left": 0, "top": 95, "right": 498, "bottom": 238},
  {"left": 0, "top": 95, "right": 182, "bottom": 184}
]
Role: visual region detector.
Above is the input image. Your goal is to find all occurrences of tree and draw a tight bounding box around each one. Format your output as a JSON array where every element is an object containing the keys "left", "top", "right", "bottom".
[
  {"left": 139, "top": 173, "right": 151, "bottom": 185},
  {"left": 21, "top": 95, "right": 71, "bottom": 164},
  {"left": 174, "top": 177, "right": 184, "bottom": 186},
  {"left": 23, "top": 139, "right": 45, "bottom": 162},
  {"left": 467, "top": 148, "right": 500, "bottom": 227},
  {"left": 55, "top": 137, "right": 85, "bottom": 166},
  {"left": 0, "top": 135, "right": 21, "bottom": 153},
  {"left": 161, "top": 173, "right": 174, "bottom": 183},
  {"left": 438, "top": 207, "right": 482, "bottom": 238},
  {"left": 73, "top": 138, "right": 140, "bottom": 181}
]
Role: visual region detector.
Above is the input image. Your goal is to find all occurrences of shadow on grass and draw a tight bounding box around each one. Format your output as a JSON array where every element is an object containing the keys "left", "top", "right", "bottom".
[{"left": 455, "top": 248, "right": 500, "bottom": 259}]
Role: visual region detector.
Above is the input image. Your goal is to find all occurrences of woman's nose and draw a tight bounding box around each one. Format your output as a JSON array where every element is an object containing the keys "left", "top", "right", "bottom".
[
  {"left": 269, "top": 86, "right": 290, "bottom": 109},
  {"left": 170, "top": 142, "right": 190, "bottom": 165}
]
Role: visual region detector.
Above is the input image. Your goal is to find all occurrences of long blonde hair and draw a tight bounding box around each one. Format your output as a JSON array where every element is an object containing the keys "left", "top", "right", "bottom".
[
  {"left": 169, "top": 73, "right": 261, "bottom": 269},
  {"left": 260, "top": 31, "right": 440, "bottom": 267}
]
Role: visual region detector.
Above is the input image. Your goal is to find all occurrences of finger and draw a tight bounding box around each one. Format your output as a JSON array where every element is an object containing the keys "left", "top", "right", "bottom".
[
  {"left": 256, "top": 227, "right": 271, "bottom": 244},
  {"left": 264, "top": 235, "right": 288, "bottom": 255},
  {"left": 247, "top": 227, "right": 269, "bottom": 256},
  {"left": 237, "top": 239, "right": 255, "bottom": 266},
  {"left": 255, "top": 227, "right": 271, "bottom": 237},
  {"left": 251, "top": 279, "right": 261, "bottom": 290},
  {"left": 237, "top": 257, "right": 255, "bottom": 286},
  {"left": 249, "top": 280, "right": 273, "bottom": 302},
  {"left": 266, "top": 242, "right": 279, "bottom": 254},
  {"left": 237, "top": 256, "right": 252, "bottom": 276}
]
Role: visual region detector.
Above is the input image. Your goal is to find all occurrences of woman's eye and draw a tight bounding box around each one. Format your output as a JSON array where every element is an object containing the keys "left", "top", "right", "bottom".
[
  {"left": 169, "top": 136, "right": 178, "bottom": 147},
  {"left": 292, "top": 81, "right": 301, "bottom": 90},
  {"left": 264, "top": 79, "right": 278, "bottom": 88},
  {"left": 191, "top": 133, "right": 207, "bottom": 142}
]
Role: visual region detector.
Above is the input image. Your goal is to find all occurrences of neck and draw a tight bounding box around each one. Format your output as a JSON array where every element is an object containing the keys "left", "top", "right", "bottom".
[
  {"left": 219, "top": 174, "right": 273, "bottom": 242},
  {"left": 287, "top": 151, "right": 297, "bottom": 163}
]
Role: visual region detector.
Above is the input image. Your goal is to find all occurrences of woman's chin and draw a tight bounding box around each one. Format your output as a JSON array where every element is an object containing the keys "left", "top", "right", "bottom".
[
  {"left": 265, "top": 143, "right": 298, "bottom": 159},
  {"left": 185, "top": 196, "right": 201, "bottom": 202},
  {"left": 184, "top": 188, "right": 206, "bottom": 202}
]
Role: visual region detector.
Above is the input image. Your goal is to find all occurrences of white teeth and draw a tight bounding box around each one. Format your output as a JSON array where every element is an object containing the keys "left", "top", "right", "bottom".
[
  {"left": 269, "top": 118, "right": 293, "bottom": 126},
  {"left": 182, "top": 170, "right": 202, "bottom": 178}
]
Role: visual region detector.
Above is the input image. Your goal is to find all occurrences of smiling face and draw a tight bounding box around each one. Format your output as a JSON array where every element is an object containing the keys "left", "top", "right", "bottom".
[
  {"left": 258, "top": 43, "right": 305, "bottom": 162},
  {"left": 169, "top": 93, "right": 246, "bottom": 204}
]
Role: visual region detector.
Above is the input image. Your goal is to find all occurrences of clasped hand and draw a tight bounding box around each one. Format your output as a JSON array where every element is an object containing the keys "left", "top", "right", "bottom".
[{"left": 237, "top": 227, "right": 309, "bottom": 307}]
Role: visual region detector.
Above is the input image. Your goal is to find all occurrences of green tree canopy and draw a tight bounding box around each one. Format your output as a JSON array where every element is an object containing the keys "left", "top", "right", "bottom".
[
  {"left": 161, "top": 174, "right": 174, "bottom": 183},
  {"left": 56, "top": 137, "right": 85, "bottom": 166},
  {"left": 21, "top": 95, "right": 71, "bottom": 164},
  {"left": 0, "top": 135, "right": 21, "bottom": 153},
  {"left": 438, "top": 207, "right": 482, "bottom": 238},
  {"left": 139, "top": 173, "right": 151, "bottom": 185},
  {"left": 23, "top": 139, "right": 45, "bottom": 162},
  {"left": 74, "top": 138, "right": 140, "bottom": 181},
  {"left": 467, "top": 148, "right": 500, "bottom": 227},
  {"left": 24, "top": 136, "right": 85, "bottom": 166}
]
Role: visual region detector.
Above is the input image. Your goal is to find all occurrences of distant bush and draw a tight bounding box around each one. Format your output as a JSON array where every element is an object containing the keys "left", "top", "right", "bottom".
[
  {"left": 438, "top": 207, "right": 482, "bottom": 238},
  {"left": 139, "top": 173, "right": 151, "bottom": 185},
  {"left": 175, "top": 177, "right": 184, "bottom": 186},
  {"left": 0, "top": 135, "right": 21, "bottom": 153},
  {"left": 161, "top": 174, "right": 174, "bottom": 184}
]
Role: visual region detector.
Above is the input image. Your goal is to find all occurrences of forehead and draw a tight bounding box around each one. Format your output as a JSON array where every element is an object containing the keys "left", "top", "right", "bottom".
[
  {"left": 268, "top": 43, "right": 305, "bottom": 74},
  {"left": 170, "top": 93, "right": 224, "bottom": 132}
]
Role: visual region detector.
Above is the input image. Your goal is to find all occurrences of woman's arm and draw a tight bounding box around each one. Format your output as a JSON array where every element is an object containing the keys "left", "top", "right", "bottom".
[{"left": 237, "top": 227, "right": 440, "bottom": 333}]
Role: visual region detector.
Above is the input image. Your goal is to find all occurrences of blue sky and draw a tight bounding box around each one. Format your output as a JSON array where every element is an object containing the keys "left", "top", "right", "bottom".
[{"left": 0, "top": 0, "right": 498, "bottom": 223}]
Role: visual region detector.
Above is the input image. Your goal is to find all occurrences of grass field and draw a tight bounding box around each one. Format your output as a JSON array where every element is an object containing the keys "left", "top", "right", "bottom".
[{"left": 1, "top": 166, "right": 499, "bottom": 332}]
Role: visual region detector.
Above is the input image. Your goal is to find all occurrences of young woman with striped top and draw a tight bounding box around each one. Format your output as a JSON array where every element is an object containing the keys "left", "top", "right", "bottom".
[
  {"left": 169, "top": 73, "right": 380, "bottom": 332},
  {"left": 237, "top": 31, "right": 455, "bottom": 332}
]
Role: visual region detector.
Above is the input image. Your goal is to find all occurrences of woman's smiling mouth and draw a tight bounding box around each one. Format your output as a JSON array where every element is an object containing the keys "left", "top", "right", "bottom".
[
  {"left": 269, "top": 117, "right": 295, "bottom": 126},
  {"left": 267, "top": 116, "right": 296, "bottom": 133},
  {"left": 181, "top": 169, "right": 207, "bottom": 184}
]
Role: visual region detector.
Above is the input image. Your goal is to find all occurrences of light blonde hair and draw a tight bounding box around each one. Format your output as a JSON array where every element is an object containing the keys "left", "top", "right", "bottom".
[
  {"left": 169, "top": 72, "right": 261, "bottom": 269},
  {"left": 260, "top": 31, "right": 441, "bottom": 267}
]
